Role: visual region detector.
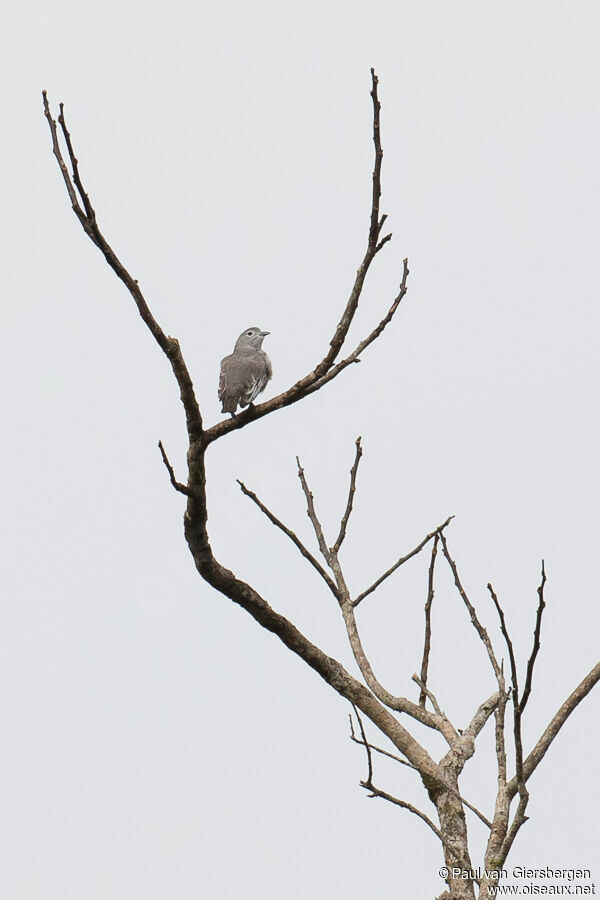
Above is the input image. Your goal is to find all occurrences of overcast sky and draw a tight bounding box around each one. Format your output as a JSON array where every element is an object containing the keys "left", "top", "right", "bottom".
[{"left": 2, "top": 1, "right": 599, "bottom": 897}]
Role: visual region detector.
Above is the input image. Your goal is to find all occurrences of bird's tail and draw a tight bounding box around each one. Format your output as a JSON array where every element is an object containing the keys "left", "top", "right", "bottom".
[{"left": 221, "top": 395, "right": 238, "bottom": 414}]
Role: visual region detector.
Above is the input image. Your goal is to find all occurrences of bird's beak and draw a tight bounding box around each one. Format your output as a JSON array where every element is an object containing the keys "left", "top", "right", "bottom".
[{"left": 260, "top": 331, "right": 270, "bottom": 337}]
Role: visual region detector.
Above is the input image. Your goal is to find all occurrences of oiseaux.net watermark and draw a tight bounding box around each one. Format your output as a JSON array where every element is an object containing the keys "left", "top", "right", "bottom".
[{"left": 438, "top": 867, "right": 596, "bottom": 895}]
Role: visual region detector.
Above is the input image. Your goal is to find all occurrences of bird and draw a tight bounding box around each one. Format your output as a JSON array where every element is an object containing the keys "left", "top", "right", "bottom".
[{"left": 218, "top": 326, "right": 272, "bottom": 415}]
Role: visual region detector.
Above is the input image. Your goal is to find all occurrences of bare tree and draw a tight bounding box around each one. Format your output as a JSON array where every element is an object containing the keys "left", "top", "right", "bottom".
[{"left": 42, "top": 73, "right": 600, "bottom": 900}]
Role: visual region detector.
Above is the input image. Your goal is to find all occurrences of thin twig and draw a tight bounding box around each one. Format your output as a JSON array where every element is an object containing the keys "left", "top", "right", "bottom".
[
  {"left": 460, "top": 802, "right": 493, "bottom": 832},
  {"left": 362, "top": 783, "right": 443, "bottom": 840},
  {"left": 349, "top": 714, "right": 416, "bottom": 770},
  {"left": 332, "top": 437, "right": 363, "bottom": 553},
  {"left": 238, "top": 480, "right": 339, "bottom": 596},
  {"left": 42, "top": 91, "right": 86, "bottom": 224},
  {"left": 439, "top": 532, "right": 502, "bottom": 681},
  {"left": 412, "top": 674, "right": 443, "bottom": 717},
  {"left": 519, "top": 560, "right": 547, "bottom": 715},
  {"left": 58, "top": 103, "right": 95, "bottom": 220},
  {"left": 354, "top": 514, "right": 453, "bottom": 607},
  {"left": 296, "top": 457, "right": 332, "bottom": 566},
  {"left": 488, "top": 581, "right": 530, "bottom": 864},
  {"left": 368, "top": 69, "right": 386, "bottom": 250},
  {"left": 495, "top": 683, "right": 508, "bottom": 785},
  {"left": 419, "top": 533, "right": 439, "bottom": 706},
  {"left": 352, "top": 703, "right": 373, "bottom": 784},
  {"left": 487, "top": 583, "right": 525, "bottom": 788},
  {"left": 158, "top": 441, "right": 190, "bottom": 495},
  {"left": 500, "top": 793, "right": 530, "bottom": 863}
]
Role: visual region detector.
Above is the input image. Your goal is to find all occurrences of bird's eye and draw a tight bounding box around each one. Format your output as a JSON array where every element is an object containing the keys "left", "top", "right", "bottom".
[{"left": 246, "top": 331, "right": 253, "bottom": 336}]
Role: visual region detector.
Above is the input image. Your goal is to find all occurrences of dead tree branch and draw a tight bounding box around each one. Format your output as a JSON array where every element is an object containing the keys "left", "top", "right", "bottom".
[
  {"left": 238, "top": 479, "right": 339, "bottom": 596},
  {"left": 296, "top": 457, "right": 333, "bottom": 566},
  {"left": 354, "top": 516, "right": 453, "bottom": 607},
  {"left": 363, "top": 783, "right": 443, "bottom": 840},
  {"left": 341, "top": 594, "right": 458, "bottom": 741},
  {"left": 293, "top": 262, "right": 410, "bottom": 400},
  {"left": 332, "top": 437, "right": 363, "bottom": 554},
  {"left": 488, "top": 582, "right": 529, "bottom": 857},
  {"left": 481, "top": 654, "right": 600, "bottom": 890},
  {"left": 295, "top": 449, "right": 458, "bottom": 742},
  {"left": 42, "top": 93, "right": 204, "bottom": 446},
  {"left": 494, "top": 679, "right": 509, "bottom": 786},
  {"left": 412, "top": 673, "right": 444, "bottom": 717},
  {"left": 507, "top": 658, "right": 600, "bottom": 799},
  {"left": 352, "top": 706, "right": 443, "bottom": 842},
  {"left": 158, "top": 441, "right": 190, "bottom": 496},
  {"left": 349, "top": 713, "right": 416, "bottom": 770},
  {"left": 419, "top": 533, "right": 439, "bottom": 706},
  {"left": 463, "top": 692, "right": 500, "bottom": 742},
  {"left": 350, "top": 711, "right": 494, "bottom": 832},
  {"left": 519, "top": 561, "right": 547, "bottom": 715},
  {"left": 487, "top": 585, "right": 525, "bottom": 785},
  {"left": 439, "top": 532, "right": 502, "bottom": 682},
  {"left": 352, "top": 704, "right": 373, "bottom": 783}
]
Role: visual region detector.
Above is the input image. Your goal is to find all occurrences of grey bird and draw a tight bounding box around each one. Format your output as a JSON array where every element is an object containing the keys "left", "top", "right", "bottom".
[{"left": 218, "top": 326, "right": 272, "bottom": 415}]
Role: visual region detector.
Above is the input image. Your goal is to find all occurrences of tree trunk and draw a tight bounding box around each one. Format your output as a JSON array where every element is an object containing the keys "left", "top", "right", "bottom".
[{"left": 430, "top": 774, "right": 476, "bottom": 900}]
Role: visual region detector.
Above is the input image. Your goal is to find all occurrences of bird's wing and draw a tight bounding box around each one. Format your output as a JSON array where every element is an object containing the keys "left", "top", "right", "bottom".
[
  {"left": 239, "top": 352, "right": 272, "bottom": 406},
  {"left": 264, "top": 352, "right": 273, "bottom": 381},
  {"left": 218, "top": 355, "right": 233, "bottom": 401}
]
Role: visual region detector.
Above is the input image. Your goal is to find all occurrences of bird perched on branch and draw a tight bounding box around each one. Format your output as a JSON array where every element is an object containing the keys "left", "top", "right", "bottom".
[{"left": 218, "top": 326, "right": 272, "bottom": 415}]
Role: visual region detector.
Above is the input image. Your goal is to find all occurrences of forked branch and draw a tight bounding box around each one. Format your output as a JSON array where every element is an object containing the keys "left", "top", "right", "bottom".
[
  {"left": 200, "top": 69, "right": 408, "bottom": 445},
  {"left": 43, "top": 68, "right": 408, "bottom": 453},
  {"left": 351, "top": 706, "right": 443, "bottom": 841},
  {"left": 316, "top": 68, "right": 391, "bottom": 376},
  {"left": 158, "top": 441, "right": 190, "bottom": 495}
]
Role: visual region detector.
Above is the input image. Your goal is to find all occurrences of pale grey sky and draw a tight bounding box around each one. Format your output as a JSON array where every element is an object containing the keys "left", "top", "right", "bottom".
[{"left": 2, "top": 1, "right": 599, "bottom": 897}]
